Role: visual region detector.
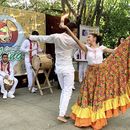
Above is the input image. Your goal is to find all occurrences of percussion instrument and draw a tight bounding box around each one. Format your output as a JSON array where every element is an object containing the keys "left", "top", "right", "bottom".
[
  {"left": 32, "top": 53, "right": 53, "bottom": 70},
  {"left": 3, "top": 78, "right": 14, "bottom": 91}
]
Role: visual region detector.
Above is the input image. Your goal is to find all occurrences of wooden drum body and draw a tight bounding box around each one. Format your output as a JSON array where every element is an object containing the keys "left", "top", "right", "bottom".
[{"left": 32, "top": 53, "right": 53, "bottom": 71}]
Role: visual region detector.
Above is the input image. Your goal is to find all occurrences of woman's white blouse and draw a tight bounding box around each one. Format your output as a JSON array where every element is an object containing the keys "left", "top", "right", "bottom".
[{"left": 86, "top": 45, "right": 106, "bottom": 65}]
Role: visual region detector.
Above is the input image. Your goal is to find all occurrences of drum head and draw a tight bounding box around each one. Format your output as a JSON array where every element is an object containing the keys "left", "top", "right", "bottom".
[
  {"left": 4, "top": 78, "right": 13, "bottom": 91},
  {"left": 32, "top": 55, "right": 41, "bottom": 70}
]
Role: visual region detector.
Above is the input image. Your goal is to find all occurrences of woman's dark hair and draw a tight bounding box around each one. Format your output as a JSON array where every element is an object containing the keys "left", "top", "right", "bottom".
[
  {"left": 90, "top": 33, "right": 102, "bottom": 45},
  {"left": 32, "top": 31, "right": 39, "bottom": 35},
  {"left": 117, "top": 36, "right": 125, "bottom": 46},
  {"left": 66, "top": 22, "right": 77, "bottom": 31}
]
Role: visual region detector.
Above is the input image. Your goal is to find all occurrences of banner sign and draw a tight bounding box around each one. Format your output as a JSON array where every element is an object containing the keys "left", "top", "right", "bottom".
[
  {"left": 0, "top": 6, "right": 45, "bottom": 75},
  {"left": 80, "top": 25, "right": 99, "bottom": 43}
]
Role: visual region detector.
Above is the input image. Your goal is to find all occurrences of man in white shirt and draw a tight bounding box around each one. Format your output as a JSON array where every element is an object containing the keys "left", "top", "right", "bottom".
[
  {"left": 0, "top": 53, "right": 18, "bottom": 99},
  {"left": 20, "top": 31, "right": 42, "bottom": 93},
  {"left": 29, "top": 22, "right": 79, "bottom": 123}
]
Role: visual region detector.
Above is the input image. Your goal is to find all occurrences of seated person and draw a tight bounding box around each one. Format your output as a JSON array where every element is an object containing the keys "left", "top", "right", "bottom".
[{"left": 0, "top": 53, "right": 18, "bottom": 99}]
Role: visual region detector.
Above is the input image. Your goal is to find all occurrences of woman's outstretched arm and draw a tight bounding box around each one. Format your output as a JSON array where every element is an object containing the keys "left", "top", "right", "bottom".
[
  {"left": 59, "top": 13, "right": 87, "bottom": 52},
  {"left": 104, "top": 47, "right": 115, "bottom": 53}
]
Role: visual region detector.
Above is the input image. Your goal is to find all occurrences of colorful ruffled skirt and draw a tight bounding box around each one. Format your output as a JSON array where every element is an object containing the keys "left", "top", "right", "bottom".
[{"left": 71, "top": 41, "right": 130, "bottom": 129}]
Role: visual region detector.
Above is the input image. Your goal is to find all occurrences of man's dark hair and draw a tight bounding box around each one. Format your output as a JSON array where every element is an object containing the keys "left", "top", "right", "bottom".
[
  {"left": 32, "top": 31, "right": 39, "bottom": 35},
  {"left": 66, "top": 22, "right": 77, "bottom": 31},
  {"left": 2, "top": 53, "right": 8, "bottom": 58}
]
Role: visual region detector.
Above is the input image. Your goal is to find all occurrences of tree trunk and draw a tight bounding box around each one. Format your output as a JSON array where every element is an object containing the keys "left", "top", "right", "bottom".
[
  {"left": 76, "top": 0, "right": 86, "bottom": 25},
  {"left": 95, "top": 0, "right": 104, "bottom": 26},
  {"left": 90, "top": 0, "right": 102, "bottom": 26},
  {"left": 76, "top": 0, "right": 86, "bottom": 38},
  {"left": 83, "top": 4, "right": 86, "bottom": 25},
  {"left": 61, "top": 0, "right": 66, "bottom": 12},
  {"left": 0, "top": 0, "right": 7, "bottom": 4},
  {"left": 65, "top": 0, "right": 77, "bottom": 17}
]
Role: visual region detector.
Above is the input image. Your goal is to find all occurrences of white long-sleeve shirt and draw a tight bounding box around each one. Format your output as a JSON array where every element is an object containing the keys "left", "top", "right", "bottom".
[
  {"left": 0, "top": 61, "right": 14, "bottom": 80},
  {"left": 20, "top": 39, "right": 42, "bottom": 63},
  {"left": 29, "top": 33, "right": 79, "bottom": 73}
]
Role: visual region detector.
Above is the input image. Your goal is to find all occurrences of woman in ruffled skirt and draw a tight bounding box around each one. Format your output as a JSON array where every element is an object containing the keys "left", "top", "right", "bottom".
[{"left": 59, "top": 14, "right": 130, "bottom": 130}]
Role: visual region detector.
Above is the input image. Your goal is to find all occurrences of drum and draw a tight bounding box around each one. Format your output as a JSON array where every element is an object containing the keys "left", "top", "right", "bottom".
[
  {"left": 32, "top": 53, "right": 53, "bottom": 70},
  {"left": 3, "top": 78, "right": 14, "bottom": 91}
]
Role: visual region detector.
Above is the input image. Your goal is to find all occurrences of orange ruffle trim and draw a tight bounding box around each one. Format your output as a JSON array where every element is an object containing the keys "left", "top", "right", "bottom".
[
  {"left": 70, "top": 86, "right": 130, "bottom": 130},
  {"left": 71, "top": 103, "right": 130, "bottom": 130}
]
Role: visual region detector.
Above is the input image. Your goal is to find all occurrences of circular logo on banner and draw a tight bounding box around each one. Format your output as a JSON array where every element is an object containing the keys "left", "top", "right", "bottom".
[
  {"left": 0, "top": 15, "right": 24, "bottom": 47},
  {"left": 0, "top": 15, "right": 25, "bottom": 75}
]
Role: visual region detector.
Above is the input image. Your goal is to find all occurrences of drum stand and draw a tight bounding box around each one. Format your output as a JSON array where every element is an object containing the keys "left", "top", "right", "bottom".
[{"left": 32, "top": 67, "right": 53, "bottom": 95}]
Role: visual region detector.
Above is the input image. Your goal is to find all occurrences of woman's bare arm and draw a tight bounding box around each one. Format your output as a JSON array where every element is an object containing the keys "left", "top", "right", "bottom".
[
  {"left": 104, "top": 47, "right": 115, "bottom": 53},
  {"left": 59, "top": 13, "right": 87, "bottom": 52}
]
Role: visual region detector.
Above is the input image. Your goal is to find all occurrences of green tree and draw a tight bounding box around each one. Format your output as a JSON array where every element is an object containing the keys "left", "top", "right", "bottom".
[
  {"left": 101, "top": 1, "right": 130, "bottom": 47},
  {"left": 0, "top": 0, "right": 129, "bottom": 48}
]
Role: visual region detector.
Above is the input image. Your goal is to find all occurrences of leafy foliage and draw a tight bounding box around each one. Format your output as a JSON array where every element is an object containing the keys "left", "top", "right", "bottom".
[
  {"left": 0, "top": 0, "right": 129, "bottom": 48},
  {"left": 100, "top": 1, "right": 130, "bottom": 47}
]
